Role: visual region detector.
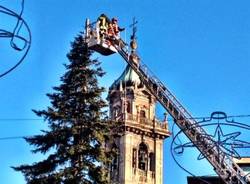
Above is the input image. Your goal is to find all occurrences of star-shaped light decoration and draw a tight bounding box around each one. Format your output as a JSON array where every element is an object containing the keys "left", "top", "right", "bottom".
[
  {"left": 173, "top": 112, "right": 250, "bottom": 161},
  {"left": 197, "top": 124, "right": 248, "bottom": 160}
]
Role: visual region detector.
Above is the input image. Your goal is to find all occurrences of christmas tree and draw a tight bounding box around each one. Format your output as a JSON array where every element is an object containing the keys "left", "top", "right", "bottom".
[{"left": 13, "top": 33, "right": 115, "bottom": 184}]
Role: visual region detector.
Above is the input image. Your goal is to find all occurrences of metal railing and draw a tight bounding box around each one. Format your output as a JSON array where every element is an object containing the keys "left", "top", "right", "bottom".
[{"left": 125, "top": 113, "right": 168, "bottom": 131}]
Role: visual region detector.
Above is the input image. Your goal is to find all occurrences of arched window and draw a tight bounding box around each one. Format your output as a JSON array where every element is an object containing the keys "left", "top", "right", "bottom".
[
  {"left": 139, "top": 110, "right": 146, "bottom": 123},
  {"left": 112, "top": 106, "right": 121, "bottom": 120},
  {"left": 140, "top": 110, "right": 146, "bottom": 118},
  {"left": 149, "top": 152, "right": 155, "bottom": 171},
  {"left": 126, "top": 101, "right": 131, "bottom": 114},
  {"left": 112, "top": 107, "right": 117, "bottom": 119},
  {"left": 138, "top": 142, "right": 148, "bottom": 171}
]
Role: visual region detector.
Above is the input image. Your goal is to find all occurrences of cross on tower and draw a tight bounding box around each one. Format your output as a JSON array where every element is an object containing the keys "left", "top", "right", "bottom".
[{"left": 129, "top": 17, "right": 138, "bottom": 40}]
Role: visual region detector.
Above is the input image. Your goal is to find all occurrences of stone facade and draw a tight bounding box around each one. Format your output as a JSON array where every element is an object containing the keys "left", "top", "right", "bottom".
[{"left": 107, "top": 65, "right": 170, "bottom": 184}]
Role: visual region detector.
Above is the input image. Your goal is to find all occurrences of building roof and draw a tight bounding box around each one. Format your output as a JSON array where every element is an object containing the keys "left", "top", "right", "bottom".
[{"left": 187, "top": 176, "right": 225, "bottom": 184}]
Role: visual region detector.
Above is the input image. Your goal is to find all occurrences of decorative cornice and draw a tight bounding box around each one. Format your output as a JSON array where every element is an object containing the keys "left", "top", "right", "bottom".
[{"left": 114, "top": 123, "right": 171, "bottom": 140}]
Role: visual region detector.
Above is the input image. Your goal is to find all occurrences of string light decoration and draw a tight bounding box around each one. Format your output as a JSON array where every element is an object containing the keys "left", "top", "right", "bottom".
[
  {"left": 171, "top": 111, "right": 250, "bottom": 184},
  {"left": 0, "top": 0, "right": 31, "bottom": 78}
]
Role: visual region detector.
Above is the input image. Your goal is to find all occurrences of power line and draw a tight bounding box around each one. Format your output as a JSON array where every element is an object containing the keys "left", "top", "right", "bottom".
[
  {"left": 0, "top": 114, "right": 249, "bottom": 142},
  {"left": 0, "top": 118, "right": 43, "bottom": 121},
  {"left": 0, "top": 114, "right": 250, "bottom": 122},
  {"left": 0, "top": 136, "right": 26, "bottom": 141}
]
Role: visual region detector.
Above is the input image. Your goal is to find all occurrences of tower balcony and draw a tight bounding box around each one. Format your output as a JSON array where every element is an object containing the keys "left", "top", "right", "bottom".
[
  {"left": 115, "top": 113, "right": 171, "bottom": 138},
  {"left": 126, "top": 113, "right": 168, "bottom": 130}
]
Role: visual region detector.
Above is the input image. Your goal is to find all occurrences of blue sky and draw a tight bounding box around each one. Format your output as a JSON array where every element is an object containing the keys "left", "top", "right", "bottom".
[{"left": 1, "top": 0, "right": 250, "bottom": 183}]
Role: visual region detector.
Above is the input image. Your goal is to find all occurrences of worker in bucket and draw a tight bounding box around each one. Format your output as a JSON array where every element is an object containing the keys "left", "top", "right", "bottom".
[
  {"left": 106, "top": 17, "right": 126, "bottom": 47},
  {"left": 110, "top": 17, "right": 125, "bottom": 39},
  {"left": 98, "top": 14, "right": 109, "bottom": 39}
]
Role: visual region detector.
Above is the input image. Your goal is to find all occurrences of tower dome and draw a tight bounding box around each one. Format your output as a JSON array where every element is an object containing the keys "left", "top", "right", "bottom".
[{"left": 110, "top": 64, "right": 141, "bottom": 90}]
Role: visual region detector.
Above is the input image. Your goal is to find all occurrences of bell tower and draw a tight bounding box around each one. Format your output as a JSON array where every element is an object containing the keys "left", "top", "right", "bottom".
[{"left": 107, "top": 63, "right": 171, "bottom": 184}]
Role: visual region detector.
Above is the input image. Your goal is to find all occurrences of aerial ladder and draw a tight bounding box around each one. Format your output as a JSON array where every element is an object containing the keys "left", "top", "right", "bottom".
[{"left": 84, "top": 17, "right": 250, "bottom": 184}]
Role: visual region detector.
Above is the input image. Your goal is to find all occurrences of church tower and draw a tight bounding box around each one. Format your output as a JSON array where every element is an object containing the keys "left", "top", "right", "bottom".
[{"left": 107, "top": 63, "right": 171, "bottom": 184}]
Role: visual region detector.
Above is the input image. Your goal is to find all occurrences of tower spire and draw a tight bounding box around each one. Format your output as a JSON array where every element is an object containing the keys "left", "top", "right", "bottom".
[
  {"left": 129, "top": 17, "right": 138, "bottom": 52},
  {"left": 130, "top": 17, "right": 138, "bottom": 40}
]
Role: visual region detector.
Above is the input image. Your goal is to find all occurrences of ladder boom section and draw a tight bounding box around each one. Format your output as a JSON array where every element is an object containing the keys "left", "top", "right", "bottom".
[{"left": 113, "top": 41, "right": 250, "bottom": 184}]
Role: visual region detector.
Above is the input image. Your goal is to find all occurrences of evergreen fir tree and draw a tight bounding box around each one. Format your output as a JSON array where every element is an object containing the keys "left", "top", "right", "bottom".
[{"left": 13, "top": 33, "right": 115, "bottom": 184}]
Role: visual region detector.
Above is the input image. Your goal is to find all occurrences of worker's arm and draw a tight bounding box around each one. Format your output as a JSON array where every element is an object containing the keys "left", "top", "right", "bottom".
[{"left": 118, "top": 27, "right": 125, "bottom": 32}]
